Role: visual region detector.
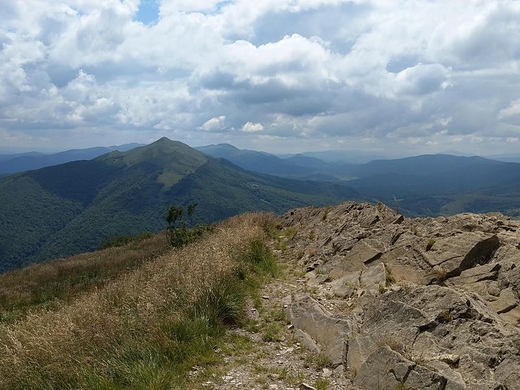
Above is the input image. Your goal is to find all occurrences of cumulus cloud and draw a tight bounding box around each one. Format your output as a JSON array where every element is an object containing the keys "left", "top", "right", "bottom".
[
  {"left": 0, "top": 0, "right": 519, "bottom": 156},
  {"left": 200, "top": 115, "right": 227, "bottom": 132},
  {"left": 241, "top": 122, "right": 264, "bottom": 133},
  {"left": 393, "top": 63, "right": 452, "bottom": 97}
]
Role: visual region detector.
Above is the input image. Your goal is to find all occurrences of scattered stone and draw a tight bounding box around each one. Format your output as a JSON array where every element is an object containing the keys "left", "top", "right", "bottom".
[{"left": 322, "top": 368, "right": 332, "bottom": 377}]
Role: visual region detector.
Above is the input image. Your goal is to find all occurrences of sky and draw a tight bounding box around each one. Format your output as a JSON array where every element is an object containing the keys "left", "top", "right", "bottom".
[{"left": 1, "top": 0, "right": 520, "bottom": 157}]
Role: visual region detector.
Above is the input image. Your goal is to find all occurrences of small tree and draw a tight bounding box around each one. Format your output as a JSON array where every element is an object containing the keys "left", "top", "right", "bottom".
[
  {"left": 166, "top": 203, "right": 200, "bottom": 248},
  {"left": 187, "top": 203, "right": 197, "bottom": 219}
]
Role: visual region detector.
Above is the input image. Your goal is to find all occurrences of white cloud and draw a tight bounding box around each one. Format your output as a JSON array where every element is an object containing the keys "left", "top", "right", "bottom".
[
  {"left": 160, "top": 0, "right": 223, "bottom": 13},
  {"left": 242, "top": 122, "right": 264, "bottom": 132},
  {"left": 201, "top": 115, "right": 227, "bottom": 132},
  {"left": 393, "top": 63, "right": 451, "bottom": 97}
]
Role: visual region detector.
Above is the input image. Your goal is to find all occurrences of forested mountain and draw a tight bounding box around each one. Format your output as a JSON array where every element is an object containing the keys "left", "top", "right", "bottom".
[
  {"left": 345, "top": 155, "right": 520, "bottom": 216},
  {"left": 200, "top": 145, "right": 520, "bottom": 217},
  {"left": 0, "top": 143, "right": 141, "bottom": 175},
  {"left": 0, "top": 138, "right": 362, "bottom": 272}
]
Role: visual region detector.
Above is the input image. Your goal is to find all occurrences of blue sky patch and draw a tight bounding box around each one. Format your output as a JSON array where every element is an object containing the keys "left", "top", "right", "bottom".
[{"left": 135, "top": 0, "right": 159, "bottom": 25}]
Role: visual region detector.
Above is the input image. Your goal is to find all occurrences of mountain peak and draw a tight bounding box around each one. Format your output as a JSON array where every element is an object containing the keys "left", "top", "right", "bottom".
[
  {"left": 152, "top": 136, "right": 174, "bottom": 145},
  {"left": 101, "top": 138, "right": 206, "bottom": 165}
]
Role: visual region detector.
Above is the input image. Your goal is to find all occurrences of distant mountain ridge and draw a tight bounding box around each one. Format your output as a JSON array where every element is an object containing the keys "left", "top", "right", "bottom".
[
  {"left": 3, "top": 139, "right": 520, "bottom": 234},
  {"left": 0, "top": 138, "right": 362, "bottom": 273},
  {"left": 196, "top": 143, "right": 355, "bottom": 181},
  {"left": 0, "top": 143, "right": 142, "bottom": 175},
  {"left": 198, "top": 145, "right": 520, "bottom": 217}
]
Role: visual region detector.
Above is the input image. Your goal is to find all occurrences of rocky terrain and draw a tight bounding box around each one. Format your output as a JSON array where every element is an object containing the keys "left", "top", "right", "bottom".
[{"left": 270, "top": 201, "right": 520, "bottom": 390}]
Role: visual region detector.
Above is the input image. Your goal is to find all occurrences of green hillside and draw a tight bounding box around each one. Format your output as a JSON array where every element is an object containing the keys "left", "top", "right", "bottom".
[
  {"left": 199, "top": 146, "right": 520, "bottom": 217},
  {"left": 0, "top": 138, "right": 362, "bottom": 272},
  {"left": 343, "top": 155, "right": 520, "bottom": 217}
]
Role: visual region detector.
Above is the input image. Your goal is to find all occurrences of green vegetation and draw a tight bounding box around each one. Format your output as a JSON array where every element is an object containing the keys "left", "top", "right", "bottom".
[
  {"left": 315, "top": 378, "right": 331, "bottom": 390},
  {"left": 0, "top": 138, "right": 362, "bottom": 273},
  {"left": 0, "top": 212, "right": 279, "bottom": 389},
  {"left": 165, "top": 203, "right": 213, "bottom": 248},
  {"left": 98, "top": 232, "right": 153, "bottom": 250},
  {"left": 385, "top": 265, "right": 396, "bottom": 285}
]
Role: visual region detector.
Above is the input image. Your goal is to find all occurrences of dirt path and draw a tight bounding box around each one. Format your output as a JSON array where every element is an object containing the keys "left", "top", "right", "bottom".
[{"left": 189, "top": 245, "right": 359, "bottom": 390}]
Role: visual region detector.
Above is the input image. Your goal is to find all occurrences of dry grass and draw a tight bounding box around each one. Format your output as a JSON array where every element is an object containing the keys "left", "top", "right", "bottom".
[
  {"left": 0, "top": 233, "right": 172, "bottom": 323},
  {"left": 0, "top": 212, "right": 276, "bottom": 389}
]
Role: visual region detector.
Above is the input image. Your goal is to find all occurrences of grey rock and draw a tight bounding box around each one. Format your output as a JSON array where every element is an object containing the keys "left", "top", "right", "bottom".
[
  {"left": 488, "top": 287, "right": 518, "bottom": 314},
  {"left": 425, "top": 233, "right": 500, "bottom": 278},
  {"left": 287, "top": 295, "right": 353, "bottom": 366},
  {"left": 448, "top": 263, "right": 501, "bottom": 286},
  {"left": 346, "top": 335, "right": 377, "bottom": 373},
  {"left": 278, "top": 202, "right": 520, "bottom": 389},
  {"left": 294, "top": 328, "right": 319, "bottom": 354},
  {"left": 299, "top": 383, "right": 317, "bottom": 390},
  {"left": 355, "top": 346, "right": 447, "bottom": 390},
  {"left": 495, "top": 357, "right": 520, "bottom": 390},
  {"left": 359, "top": 262, "right": 387, "bottom": 294},
  {"left": 331, "top": 240, "right": 383, "bottom": 276},
  {"left": 425, "top": 361, "right": 466, "bottom": 390}
]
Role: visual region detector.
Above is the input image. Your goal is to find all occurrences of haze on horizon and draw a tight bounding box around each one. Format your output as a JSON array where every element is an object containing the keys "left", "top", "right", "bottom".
[{"left": 1, "top": 0, "right": 520, "bottom": 157}]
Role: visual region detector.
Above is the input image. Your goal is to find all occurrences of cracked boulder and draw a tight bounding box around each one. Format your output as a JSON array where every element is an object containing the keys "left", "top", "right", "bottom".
[
  {"left": 286, "top": 295, "right": 354, "bottom": 367},
  {"left": 354, "top": 345, "right": 462, "bottom": 390},
  {"left": 348, "top": 285, "right": 520, "bottom": 389},
  {"left": 424, "top": 234, "right": 500, "bottom": 279}
]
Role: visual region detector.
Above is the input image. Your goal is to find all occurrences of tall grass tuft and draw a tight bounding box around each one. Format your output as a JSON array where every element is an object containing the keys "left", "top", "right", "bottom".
[{"left": 0, "top": 212, "right": 278, "bottom": 389}]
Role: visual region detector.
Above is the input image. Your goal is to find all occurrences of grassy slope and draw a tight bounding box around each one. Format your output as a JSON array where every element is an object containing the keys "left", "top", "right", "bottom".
[
  {"left": 0, "top": 234, "right": 172, "bottom": 324},
  {"left": 0, "top": 213, "right": 279, "bottom": 389}
]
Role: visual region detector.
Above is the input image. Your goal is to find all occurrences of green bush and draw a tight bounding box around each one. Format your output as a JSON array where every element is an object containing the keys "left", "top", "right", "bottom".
[{"left": 98, "top": 233, "right": 153, "bottom": 250}]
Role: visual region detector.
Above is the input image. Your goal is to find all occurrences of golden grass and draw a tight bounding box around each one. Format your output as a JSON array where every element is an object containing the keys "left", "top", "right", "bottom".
[
  {"left": 0, "top": 212, "right": 274, "bottom": 389},
  {"left": 0, "top": 234, "right": 172, "bottom": 323}
]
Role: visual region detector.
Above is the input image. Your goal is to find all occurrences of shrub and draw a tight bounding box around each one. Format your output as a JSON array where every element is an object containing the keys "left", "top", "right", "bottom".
[
  {"left": 166, "top": 203, "right": 214, "bottom": 248},
  {"left": 98, "top": 232, "right": 152, "bottom": 250}
]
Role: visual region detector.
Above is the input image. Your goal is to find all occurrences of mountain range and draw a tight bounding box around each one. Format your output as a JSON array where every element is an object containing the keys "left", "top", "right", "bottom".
[
  {"left": 0, "top": 138, "right": 362, "bottom": 272},
  {"left": 3, "top": 138, "right": 520, "bottom": 273},
  {"left": 0, "top": 143, "right": 141, "bottom": 176},
  {"left": 198, "top": 144, "right": 520, "bottom": 217}
]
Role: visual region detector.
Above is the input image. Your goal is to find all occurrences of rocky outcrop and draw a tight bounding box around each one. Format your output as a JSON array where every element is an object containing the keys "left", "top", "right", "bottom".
[{"left": 278, "top": 202, "right": 520, "bottom": 389}]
